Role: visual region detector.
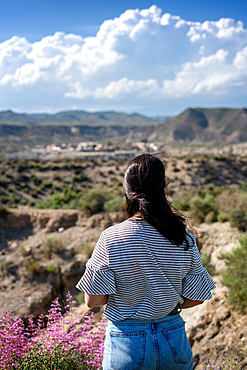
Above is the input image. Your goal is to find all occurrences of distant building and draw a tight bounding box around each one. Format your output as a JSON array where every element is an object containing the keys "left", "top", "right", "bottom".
[
  {"left": 77, "top": 142, "right": 97, "bottom": 151},
  {"left": 46, "top": 144, "right": 61, "bottom": 151}
]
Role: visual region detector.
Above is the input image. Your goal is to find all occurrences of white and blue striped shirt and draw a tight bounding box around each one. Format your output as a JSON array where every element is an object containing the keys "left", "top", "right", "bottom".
[{"left": 76, "top": 218, "right": 215, "bottom": 321}]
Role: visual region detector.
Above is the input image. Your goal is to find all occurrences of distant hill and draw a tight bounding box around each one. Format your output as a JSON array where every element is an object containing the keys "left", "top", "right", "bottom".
[
  {"left": 0, "top": 107, "right": 247, "bottom": 152},
  {"left": 149, "top": 108, "right": 247, "bottom": 143},
  {"left": 0, "top": 109, "right": 169, "bottom": 127}
]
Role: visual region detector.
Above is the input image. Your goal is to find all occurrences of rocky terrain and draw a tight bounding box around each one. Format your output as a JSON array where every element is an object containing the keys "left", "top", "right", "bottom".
[
  {"left": 182, "top": 222, "right": 247, "bottom": 369},
  {"left": 1, "top": 154, "right": 247, "bottom": 209},
  {"left": 0, "top": 209, "right": 126, "bottom": 318}
]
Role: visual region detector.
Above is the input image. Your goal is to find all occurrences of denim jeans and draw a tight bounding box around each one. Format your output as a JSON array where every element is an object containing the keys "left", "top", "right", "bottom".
[{"left": 102, "top": 313, "right": 193, "bottom": 370}]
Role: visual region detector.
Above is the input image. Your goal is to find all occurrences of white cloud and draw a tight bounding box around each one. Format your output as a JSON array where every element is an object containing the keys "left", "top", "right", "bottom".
[{"left": 0, "top": 5, "right": 246, "bottom": 115}]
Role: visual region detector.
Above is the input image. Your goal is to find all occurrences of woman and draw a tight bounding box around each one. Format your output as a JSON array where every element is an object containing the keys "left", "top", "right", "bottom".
[{"left": 76, "top": 154, "right": 215, "bottom": 370}]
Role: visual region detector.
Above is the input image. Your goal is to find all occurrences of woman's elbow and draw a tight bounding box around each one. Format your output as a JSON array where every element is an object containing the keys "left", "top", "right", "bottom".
[
  {"left": 181, "top": 296, "right": 204, "bottom": 309},
  {"left": 85, "top": 293, "right": 94, "bottom": 308},
  {"left": 84, "top": 293, "right": 108, "bottom": 308}
]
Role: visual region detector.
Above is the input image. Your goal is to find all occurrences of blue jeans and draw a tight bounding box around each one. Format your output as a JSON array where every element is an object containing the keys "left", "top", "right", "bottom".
[{"left": 102, "top": 313, "right": 193, "bottom": 370}]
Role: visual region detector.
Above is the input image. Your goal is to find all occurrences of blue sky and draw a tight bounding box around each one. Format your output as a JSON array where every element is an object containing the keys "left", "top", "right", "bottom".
[{"left": 0, "top": 0, "right": 246, "bottom": 116}]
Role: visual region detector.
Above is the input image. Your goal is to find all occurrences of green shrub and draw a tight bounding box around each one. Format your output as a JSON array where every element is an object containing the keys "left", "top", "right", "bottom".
[
  {"left": 75, "top": 242, "right": 94, "bottom": 258},
  {"left": 10, "top": 193, "right": 20, "bottom": 203},
  {"left": 35, "top": 185, "right": 78, "bottom": 209},
  {"left": 46, "top": 264, "right": 57, "bottom": 273},
  {"left": 200, "top": 253, "right": 216, "bottom": 276},
  {"left": 0, "top": 176, "right": 9, "bottom": 188},
  {"left": 104, "top": 197, "right": 125, "bottom": 212},
  {"left": 0, "top": 260, "right": 9, "bottom": 271},
  {"left": 39, "top": 183, "right": 45, "bottom": 191},
  {"left": 23, "top": 258, "right": 39, "bottom": 273},
  {"left": 221, "top": 234, "right": 247, "bottom": 313},
  {"left": 72, "top": 173, "right": 88, "bottom": 182},
  {"left": 79, "top": 188, "right": 109, "bottom": 214},
  {"left": 229, "top": 206, "right": 247, "bottom": 231},
  {"left": 14, "top": 343, "right": 87, "bottom": 370},
  {"left": 31, "top": 174, "right": 43, "bottom": 186},
  {"left": 82, "top": 242, "right": 94, "bottom": 258},
  {"left": 20, "top": 246, "right": 30, "bottom": 257},
  {"left": 44, "top": 237, "right": 64, "bottom": 257},
  {"left": 217, "top": 212, "right": 229, "bottom": 223},
  {"left": 190, "top": 194, "right": 216, "bottom": 223}
]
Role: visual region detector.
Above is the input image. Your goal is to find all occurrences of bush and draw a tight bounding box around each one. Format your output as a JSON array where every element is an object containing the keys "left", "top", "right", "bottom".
[
  {"left": 23, "top": 258, "right": 39, "bottom": 273},
  {"left": 221, "top": 234, "right": 247, "bottom": 313},
  {"left": 0, "top": 293, "right": 106, "bottom": 369},
  {"left": 190, "top": 193, "right": 216, "bottom": 223},
  {"left": 35, "top": 185, "right": 78, "bottom": 209},
  {"left": 31, "top": 174, "right": 43, "bottom": 186},
  {"left": 44, "top": 237, "right": 64, "bottom": 257},
  {"left": 75, "top": 243, "right": 94, "bottom": 258},
  {"left": 72, "top": 173, "right": 88, "bottom": 182},
  {"left": 46, "top": 264, "right": 57, "bottom": 273},
  {"left": 79, "top": 188, "right": 110, "bottom": 214},
  {"left": 0, "top": 260, "right": 9, "bottom": 271},
  {"left": 15, "top": 344, "right": 87, "bottom": 369},
  {"left": 104, "top": 197, "right": 125, "bottom": 212},
  {"left": 200, "top": 253, "right": 216, "bottom": 276},
  {"left": 217, "top": 212, "right": 229, "bottom": 223},
  {"left": 229, "top": 206, "right": 247, "bottom": 231}
]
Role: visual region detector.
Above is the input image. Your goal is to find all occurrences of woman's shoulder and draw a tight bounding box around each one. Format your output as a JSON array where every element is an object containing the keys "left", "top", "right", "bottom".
[
  {"left": 101, "top": 218, "right": 147, "bottom": 239},
  {"left": 101, "top": 218, "right": 131, "bottom": 236}
]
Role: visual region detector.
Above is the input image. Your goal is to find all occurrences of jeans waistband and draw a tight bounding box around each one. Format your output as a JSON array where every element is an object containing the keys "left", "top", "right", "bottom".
[{"left": 109, "top": 312, "right": 181, "bottom": 326}]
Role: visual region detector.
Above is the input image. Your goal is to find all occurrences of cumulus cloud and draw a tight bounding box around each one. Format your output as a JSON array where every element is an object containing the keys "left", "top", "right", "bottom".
[{"left": 0, "top": 5, "right": 246, "bottom": 114}]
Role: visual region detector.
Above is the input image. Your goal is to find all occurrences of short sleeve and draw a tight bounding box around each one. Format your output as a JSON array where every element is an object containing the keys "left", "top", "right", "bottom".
[
  {"left": 182, "top": 243, "right": 216, "bottom": 301},
  {"left": 76, "top": 232, "right": 117, "bottom": 295}
]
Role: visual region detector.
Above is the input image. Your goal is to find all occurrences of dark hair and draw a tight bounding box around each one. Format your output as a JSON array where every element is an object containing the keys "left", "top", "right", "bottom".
[{"left": 124, "top": 153, "right": 193, "bottom": 248}]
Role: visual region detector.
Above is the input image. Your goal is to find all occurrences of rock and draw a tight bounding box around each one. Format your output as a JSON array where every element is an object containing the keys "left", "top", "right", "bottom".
[
  {"left": 10, "top": 241, "right": 18, "bottom": 249},
  {"left": 193, "top": 329, "right": 207, "bottom": 342},
  {"left": 86, "top": 214, "right": 106, "bottom": 229},
  {"left": 211, "top": 241, "right": 240, "bottom": 273},
  {"left": 45, "top": 212, "right": 78, "bottom": 232},
  {"left": 0, "top": 212, "right": 31, "bottom": 231}
]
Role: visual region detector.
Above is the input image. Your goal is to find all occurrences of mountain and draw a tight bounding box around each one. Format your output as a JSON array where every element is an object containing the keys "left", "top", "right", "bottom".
[
  {"left": 0, "top": 110, "right": 161, "bottom": 127},
  {"left": 149, "top": 108, "right": 247, "bottom": 143}
]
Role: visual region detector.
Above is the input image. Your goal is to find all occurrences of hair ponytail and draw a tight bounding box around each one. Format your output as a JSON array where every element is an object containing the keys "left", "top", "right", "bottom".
[{"left": 124, "top": 154, "right": 193, "bottom": 248}]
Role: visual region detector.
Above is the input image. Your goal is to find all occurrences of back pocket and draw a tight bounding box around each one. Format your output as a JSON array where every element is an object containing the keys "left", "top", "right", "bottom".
[
  {"left": 162, "top": 323, "right": 192, "bottom": 364},
  {"left": 110, "top": 331, "right": 146, "bottom": 370}
]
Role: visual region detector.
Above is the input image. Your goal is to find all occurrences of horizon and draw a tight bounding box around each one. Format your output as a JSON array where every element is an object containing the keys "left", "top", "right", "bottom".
[{"left": 1, "top": 106, "right": 246, "bottom": 119}]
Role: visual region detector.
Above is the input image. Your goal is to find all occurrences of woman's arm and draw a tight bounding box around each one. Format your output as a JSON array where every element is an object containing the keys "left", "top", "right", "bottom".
[
  {"left": 85, "top": 293, "right": 108, "bottom": 308},
  {"left": 181, "top": 296, "right": 204, "bottom": 309}
]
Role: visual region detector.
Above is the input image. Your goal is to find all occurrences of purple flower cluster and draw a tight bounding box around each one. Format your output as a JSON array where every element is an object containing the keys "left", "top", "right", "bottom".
[
  {"left": 0, "top": 292, "right": 106, "bottom": 369},
  {"left": 203, "top": 346, "right": 239, "bottom": 369}
]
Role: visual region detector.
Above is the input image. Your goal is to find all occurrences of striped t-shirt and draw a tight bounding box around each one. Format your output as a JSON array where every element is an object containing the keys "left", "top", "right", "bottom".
[{"left": 76, "top": 218, "right": 215, "bottom": 321}]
